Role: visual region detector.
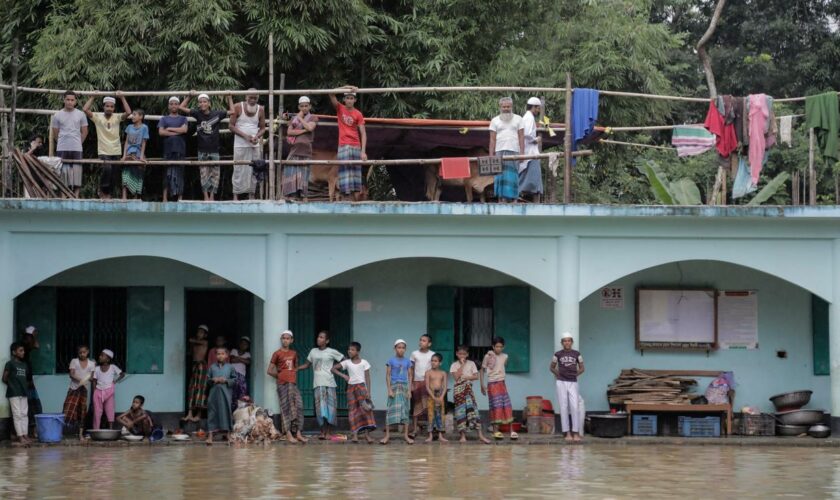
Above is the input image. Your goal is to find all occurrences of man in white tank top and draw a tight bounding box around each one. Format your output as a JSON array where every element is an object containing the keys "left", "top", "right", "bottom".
[{"left": 228, "top": 90, "right": 266, "bottom": 200}]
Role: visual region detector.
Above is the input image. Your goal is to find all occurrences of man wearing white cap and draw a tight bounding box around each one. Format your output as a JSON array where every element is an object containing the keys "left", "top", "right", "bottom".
[
  {"left": 550, "top": 333, "right": 585, "bottom": 441},
  {"left": 84, "top": 92, "right": 132, "bottom": 199},
  {"left": 158, "top": 96, "right": 189, "bottom": 201},
  {"left": 227, "top": 90, "right": 266, "bottom": 200},
  {"left": 282, "top": 96, "right": 319, "bottom": 200},
  {"left": 178, "top": 92, "right": 232, "bottom": 201},
  {"left": 519, "top": 97, "right": 543, "bottom": 202}
]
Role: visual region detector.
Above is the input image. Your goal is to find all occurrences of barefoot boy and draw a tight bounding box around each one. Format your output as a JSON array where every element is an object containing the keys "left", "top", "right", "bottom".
[
  {"left": 206, "top": 347, "right": 236, "bottom": 444},
  {"left": 117, "top": 395, "right": 154, "bottom": 437},
  {"left": 481, "top": 336, "right": 516, "bottom": 440},
  {"left": 184, "top": 325, "right": 209, "bottom": 423},
  {"left": 332, "top": 342, "right": 376, "bottom": 443},
  {"left": 425, "top": 353, "right": 448, "bottom": 443},
  {"left": 267, "top": 330, "right": 307, "bottom": 443},
  {"left": 451, "top": 345, "right": 490, "bottom": 444},
  {"left": 297, "top": 331, "right": 344, "bottom": 439},
  {"left": 382, "top": 339, "right": 413, "bottom": 444},
  {"left": 409, "top": 334, "right": 435, "bottom": 436},
  {"left": 551, "top": 333, "right": 585, "bottom": 442},
  {"left": 3, "top": 342, "right": 31, "bottom": 445}
]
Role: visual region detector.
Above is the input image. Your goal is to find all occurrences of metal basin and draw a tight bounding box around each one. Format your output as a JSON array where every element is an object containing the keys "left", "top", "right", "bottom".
[
  {"left": 589, "top": 414, "right": 627, "bottom": 438},
  {"left": 776, "top": 424, "right": 809, "bottom": 436},
  {"left": 769, "top": 390, "right": 812, "bottom": 411},
  {"left": 88, "top": 429, "right": 122, "bottom": 441},
  {"left": 774, "top": 409, "right": 825, "bottom": 426},
  {"left": 808, "top": 424, "right": 831, "bottom": 438}
]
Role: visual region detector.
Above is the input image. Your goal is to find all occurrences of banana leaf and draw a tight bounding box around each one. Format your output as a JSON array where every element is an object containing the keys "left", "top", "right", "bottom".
[
  {"left": 635, "top": 160, "right": 675, "bottom": 205},
  {"left": 669, "top": 178, "right": 703, "bottom": 205},
  {"left": 746, "top": 172, "right": 791, "bottom": 206}
]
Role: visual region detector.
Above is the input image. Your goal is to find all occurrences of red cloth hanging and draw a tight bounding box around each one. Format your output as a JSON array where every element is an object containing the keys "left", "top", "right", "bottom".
[
  {"left": 703, "top": 101, "right": 738, "bottom": 158},
  {"left": 440, "top": 157, "right": 471, "bottom": 179}
]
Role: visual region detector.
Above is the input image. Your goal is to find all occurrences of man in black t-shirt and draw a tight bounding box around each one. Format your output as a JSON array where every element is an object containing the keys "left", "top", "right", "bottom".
[
  {"left": 179, "top": 93, "right": 232, "bottom": 201},
  {"left": 550, "top": 333, "right": 584, "bottom": 441}
]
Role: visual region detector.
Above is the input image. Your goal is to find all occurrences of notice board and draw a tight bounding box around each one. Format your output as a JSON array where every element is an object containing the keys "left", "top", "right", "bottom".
[
  {"left": 718, "top": 291, "right": 758, "bottom": 349},
  {"left": 636, "top": 288, "right": 717, "bottom": 350}
]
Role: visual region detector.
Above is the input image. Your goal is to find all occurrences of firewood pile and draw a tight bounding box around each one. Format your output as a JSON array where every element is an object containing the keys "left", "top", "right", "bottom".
[
  {"left": 12, "top": 149, "right": 76, "bottom": 199},
  {"left": 608, "top": 369, "right": 700, "bottom": 405}
]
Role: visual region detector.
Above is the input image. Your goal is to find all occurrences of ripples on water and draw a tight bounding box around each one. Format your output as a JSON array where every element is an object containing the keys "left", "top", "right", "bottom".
[{"left": 0, "top": 445, "right": 839, "bottom": 498}]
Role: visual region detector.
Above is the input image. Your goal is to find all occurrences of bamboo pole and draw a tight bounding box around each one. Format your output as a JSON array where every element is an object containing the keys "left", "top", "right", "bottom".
[
  {"left": 809, "top": 128, "right": 816, "bottom": 206},
  {"left": 276, "top": 73, "right": 286, "bottom": 201},
  {"left": 599, "top": 139, "right": 673, "bottom": 151},
  {"left": 0, "top": 66, "right": 8, "bottom": 195},
  {"left": 563, "top": 73, "right": 573, "bottom": 204},
  {"left": 538, "top": 95, "right": 550, "bottom": 203},
  {"left": 267, "top": 33, "right": 275, "bottom": 201}
]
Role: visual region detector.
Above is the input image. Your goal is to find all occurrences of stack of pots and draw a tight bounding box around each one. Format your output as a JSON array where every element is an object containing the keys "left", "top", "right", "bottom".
[
  {"left": 770, "top": 390, "right": 829, "bottom": 438},
  {"left": 525, "top": 396, "right": 556, "bottom": 434}
]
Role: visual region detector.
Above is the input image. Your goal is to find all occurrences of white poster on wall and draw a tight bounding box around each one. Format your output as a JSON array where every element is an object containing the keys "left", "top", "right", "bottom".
[
  {"left": 600, "top": 286, "right": 625, "bottom": 309},
  {"left": 718, "top": 291, "right": 758, "bottom": 349}
]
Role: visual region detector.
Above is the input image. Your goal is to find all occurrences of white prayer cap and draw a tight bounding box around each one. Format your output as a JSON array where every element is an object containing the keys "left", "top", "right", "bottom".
[
  {"left": 25, "top": 326, "right": 36, "bottom": 335},
  {"left": 102, "top": 349, "right": 114, "bottom": 359},
  {"left": 281, "top": 329, "right": 294, "bottom": 338},
  {"left": 527, "top": 97, "right": 542, "bottom": 106},
  {"left": 298, "top": 96, "right": 310, "bottom": 104},
  {"left": 168, "top": 96, "right": 180, "bottom": 104},
  {"left": 394, "top": 339, "right": 407, "bottom": 347},
  {"left": 240, "top": 336, "right": 251, "bottom": 343},
  {"left": 198, "top": 324, "right": 209, "bottom": 332},
  {"left": 197, "top": 93, "right": 210, "bottom": 101},
  {"left": 561, "top": 332, "right": 574, "bottom": 340},
  {"left": 103, "top": 97, "right": 116, "bottom": 105}
]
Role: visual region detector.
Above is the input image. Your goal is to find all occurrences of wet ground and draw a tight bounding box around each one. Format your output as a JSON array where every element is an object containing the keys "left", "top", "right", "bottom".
[{"left": 0, "top": 443, "right": 839, "bottom": 498}]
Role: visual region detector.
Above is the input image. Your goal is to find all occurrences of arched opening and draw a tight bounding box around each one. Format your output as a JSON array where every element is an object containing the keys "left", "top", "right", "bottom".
[{"left": 579, "top": 260, "right": 829, "bottom": 416}]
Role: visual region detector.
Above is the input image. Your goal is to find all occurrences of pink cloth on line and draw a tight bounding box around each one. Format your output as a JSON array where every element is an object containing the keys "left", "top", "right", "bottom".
[
  {"left": 92, "top": 385, "right": 116, "bottom": 429},
  {"left": 440, "top": 157, "right": 471, "bottom": 180},
  {"left": 748, "top": 94, "right": 769, "bottom": 184}
]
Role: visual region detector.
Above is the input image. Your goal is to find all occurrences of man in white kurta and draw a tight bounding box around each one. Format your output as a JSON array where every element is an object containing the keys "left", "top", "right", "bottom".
[{"left": 519, "top": 97, "right": 543, "bottom": 202}]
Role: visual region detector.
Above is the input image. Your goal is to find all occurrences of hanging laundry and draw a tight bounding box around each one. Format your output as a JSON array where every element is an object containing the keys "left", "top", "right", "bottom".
[
  {"left": 704, "top": 100, "right": 738, "bottom": 158},
  {"left": 732, "top": 156, "right": 757, "bottom": 199},
  {"left": 671, "top": 126, "right": 716, "bottom": 157},
  {"left": 779, "top": 116, "right": 794, "bottom": 146},
  {"left": 439, "top": 157, "right": 471, "bottom": 180},
  {"left": 733, "top": 97, "right": 749, "bottom": 146},
  {"left": 765, "top": 95, "right": 777, "bottom": 148},
  {"left": 570, "top": 88, "right": 599, "bottom": 165},
  {"left": 805, "top": 92, "right": 839, "bottom": 163},
  {"left": 747, "top": 94, "right": 769, "bottom": 184}
]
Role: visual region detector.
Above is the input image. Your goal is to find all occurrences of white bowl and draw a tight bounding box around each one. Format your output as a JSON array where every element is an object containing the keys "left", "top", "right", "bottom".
[{"left": 123, "top": 435, "right": 143, "bottom": 442}]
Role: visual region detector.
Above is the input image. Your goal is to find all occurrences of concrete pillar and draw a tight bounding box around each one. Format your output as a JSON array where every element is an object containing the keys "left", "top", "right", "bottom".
[
  {"left": 830, "top": 239, "right": 840, "bottom": 432},
  {"left": 261, "top": 233, "right": 288, "bottom": 412},
  {"left": 555, "top": 235, "right": 580, "bottom": 351},
  {"left": 0, "top": 231, "right": 12, "bottom": 419}
]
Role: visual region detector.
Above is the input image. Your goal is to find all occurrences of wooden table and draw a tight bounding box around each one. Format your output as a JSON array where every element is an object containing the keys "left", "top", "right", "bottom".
[{"left": 625, "top": 403, "right": 733, "bottom": 436}]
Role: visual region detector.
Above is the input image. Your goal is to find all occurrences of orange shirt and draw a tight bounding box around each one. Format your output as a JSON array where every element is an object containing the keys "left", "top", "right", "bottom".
[{"left": 270, "top": 349, "right": 298, "bottom": 384}]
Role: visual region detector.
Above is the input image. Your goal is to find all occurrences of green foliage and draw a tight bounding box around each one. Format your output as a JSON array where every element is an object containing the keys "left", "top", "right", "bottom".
[
  {"left": 746, "top": 172, "right": 790, "bottom": 206},
  {"left": 635, "top": 159, "right": 676, "bottom": 204}
]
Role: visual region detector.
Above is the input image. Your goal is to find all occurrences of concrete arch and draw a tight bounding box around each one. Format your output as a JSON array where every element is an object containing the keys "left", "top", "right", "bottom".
[
  {"left": 286, "top": 234, "right": 558, "bottom": 299},
  {"left": 10, "top": 232, "right": 267, "bottom": 299},
  {"left": 579, "top": 237, "right": 833, "bottom": 302}
]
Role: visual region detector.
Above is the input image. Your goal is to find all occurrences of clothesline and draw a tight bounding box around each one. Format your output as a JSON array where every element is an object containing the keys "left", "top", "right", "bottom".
[{"left": 599, "top": 139, "right": 674, "bottom": 151}]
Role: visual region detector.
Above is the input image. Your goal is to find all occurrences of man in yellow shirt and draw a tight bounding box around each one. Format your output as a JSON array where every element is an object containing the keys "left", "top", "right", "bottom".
[{"left": 84, "top": 93, "right": 132, "bottom": 199}]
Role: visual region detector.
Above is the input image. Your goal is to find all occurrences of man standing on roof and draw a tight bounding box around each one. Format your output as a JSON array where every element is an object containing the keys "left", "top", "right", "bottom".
[
  {"left": 83, "top": 93, "right": 132, "bottom": 199},
  {"left": 51, "top": 91, "right": 88, "bottom": 197},
  {"left": 282, "top": 96, "right": 318, "bottom": 200},
  {"left": 158, "top": 96, "right": 189, "bottom": 202},
  {"left": 228, "top": 90, "right": 266, "bottom": 200},
  {"left": 488, "top": 97, "right": 525, "bottom": 203},
  {"left": 329, "top": 86, "right": 367, "bottom": 201},
  {"left": 519, "top": 97, "right": 543, "bottom": 203},
  {"left": 179, "top": 92, "right": 231, "bottom": 201}
]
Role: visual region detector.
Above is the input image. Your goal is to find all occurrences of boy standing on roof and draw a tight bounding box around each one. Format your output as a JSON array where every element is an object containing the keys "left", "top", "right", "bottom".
[
  {"left": 329, "top": 86, "right": 367, "bottom": 201},
  {"left": 83, "top": 93, "right": 132, "bottom": 199},
  {"left": 179, "top": 92, "right": 231, "bottom": 201},
  {"left": 519, "top": 97, "right": 543, "bottom": 203},
  {"left": 158, "top": 96, "right": 189, "bottom": 202}
]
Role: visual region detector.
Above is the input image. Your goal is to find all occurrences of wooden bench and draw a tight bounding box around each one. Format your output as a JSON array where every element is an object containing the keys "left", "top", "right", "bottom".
[{"left": 625, "top": 402, "right": 733, "bottom": 436}]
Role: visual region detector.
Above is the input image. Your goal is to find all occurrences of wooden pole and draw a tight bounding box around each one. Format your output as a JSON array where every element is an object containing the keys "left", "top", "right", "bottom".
[
  {"left": 9, "top": 38, "right": 19, "bottom": 173},
  {"left": 267, "top": 33, "right": 275, "bottom": 201},
  {"left": 792, "top": 170, "right": 800, "bottom": 206},
  {"left": 809, "top": 128, "right": 816, "bottom": 206},
  {"left": 276, "top": 73, "right": 286, "bottom": 201},
  {"left": 0, "top": 65, "right": 8, "bottom": 195},
  {"left": 538, "top": 95, "right": 550, "bottom": 203},
  {"left": 563, "top": 73, "right": 573, "bottom": 204}
]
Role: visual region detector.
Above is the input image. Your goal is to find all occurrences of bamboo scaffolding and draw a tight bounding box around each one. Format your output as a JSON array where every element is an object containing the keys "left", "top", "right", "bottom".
[
  {"left": 563, "top": 73, "right": 573, "bottom": 204},
  {"left": 599, "top": 139, "right": 674, "bottom": 150}
]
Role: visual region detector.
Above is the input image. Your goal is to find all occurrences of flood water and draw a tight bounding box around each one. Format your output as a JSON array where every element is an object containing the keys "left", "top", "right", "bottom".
[{"left": 0, "top": 444, "right": 838, "bottom": 498}]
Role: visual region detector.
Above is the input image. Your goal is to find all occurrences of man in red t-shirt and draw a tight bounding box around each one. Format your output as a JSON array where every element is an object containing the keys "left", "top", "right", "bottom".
[
  {"left": 329, "top": 86, "right": 367, "bottom": 201},
  {"left": 267, "top": 330, "right": 306, "bottom": 443}
]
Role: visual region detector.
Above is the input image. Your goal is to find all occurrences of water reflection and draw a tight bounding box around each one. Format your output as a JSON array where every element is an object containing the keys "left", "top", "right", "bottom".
[{"left": 0, "top": 445, "right": 838, "bottom": 499}]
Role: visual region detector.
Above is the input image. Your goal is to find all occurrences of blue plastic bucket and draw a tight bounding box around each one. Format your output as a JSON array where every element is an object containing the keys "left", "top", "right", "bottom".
[
  {"left": 150, "top": 428, "right": 164, "bottom": 442},
  {"left": 35, "top": 413, "right": 65, "bottom": 443}
]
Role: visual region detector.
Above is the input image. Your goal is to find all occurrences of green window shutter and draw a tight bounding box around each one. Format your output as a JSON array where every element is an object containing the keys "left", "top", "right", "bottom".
[
  {"left": 329, "top": 288, "right": 353, "bottom": 412},
  {"left": 289, "top": 289, "right": 316, "bottom": 414},
  {"left": 494, "top": 286, "right": 530, "bottom": 373},
  {"left": 427, "top": 286, "right": 456, "bottom": 370},
  {"left": 126, "top": 287, "right": 165, "bottom": 374},
  {"left": 15, "top": 287, "right": 56, "bottom": 375},
  {"left": 812, "top": 295, "right": 830, "bottom": 376}
]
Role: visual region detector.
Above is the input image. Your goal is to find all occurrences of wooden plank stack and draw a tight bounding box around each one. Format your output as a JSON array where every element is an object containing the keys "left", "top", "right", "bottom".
[
  {"left": 11, "top": 149, "right": 76, "bottom": 199},
  {"left": 608, "top": 368, "right": 700, "bottom": 405}
]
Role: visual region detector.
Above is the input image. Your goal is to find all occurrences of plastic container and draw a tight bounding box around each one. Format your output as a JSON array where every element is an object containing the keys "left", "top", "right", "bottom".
[
  {"left": 150, "top": 428, "right": 165, "bottom": 442},
  {"left": 541, "top": 400, "right": 554, "bottom": 414},
  {"left": 527, "top": 416, "right": 542, "bottom": 434},
  {"left": 35, "top": 413, "right": 65, "bottom": 443},
  {"left": 632, "top": 414, "right": 658, "bottom": 436},
  {"left": 541, "top": 415, "right": 555, "bottom": 434},
  {"left": 678, "top": 416, "right": 721, "bottom": 437},
  {"left": 526, "top": 396, "right": 543, "bottom": 417}
]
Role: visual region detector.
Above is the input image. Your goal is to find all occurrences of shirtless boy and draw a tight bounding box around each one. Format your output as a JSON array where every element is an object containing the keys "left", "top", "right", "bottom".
[
  {"left": 424, "top": 353, "right": 448, "bottom": 443},
  {"left": 184, "top": 325, "right": 209, "bottom": 422}
]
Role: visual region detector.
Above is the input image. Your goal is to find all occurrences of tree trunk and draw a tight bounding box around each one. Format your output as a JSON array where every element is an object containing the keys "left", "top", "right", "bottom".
[
  {"left": 696, "top": 0, "right": 727, "bottom": 98},
  {"left": 0, "top": 65, "right": 8, "bottom": 196}
]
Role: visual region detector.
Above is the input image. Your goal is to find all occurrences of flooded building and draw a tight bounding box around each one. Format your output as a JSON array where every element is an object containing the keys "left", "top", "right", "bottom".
[{"left": 1, "top": 200, "right": 838, "bottom": 432}]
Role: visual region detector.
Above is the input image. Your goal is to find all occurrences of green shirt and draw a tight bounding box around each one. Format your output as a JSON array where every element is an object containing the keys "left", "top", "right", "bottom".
[
  {"left": 805, "top": 92, "right": 839, "bottom": 163},
  {"left": 4, "top": 358, "right": 29, "bottom": 398}
]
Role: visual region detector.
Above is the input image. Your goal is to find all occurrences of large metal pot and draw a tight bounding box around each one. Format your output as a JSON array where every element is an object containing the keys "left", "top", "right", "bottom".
[
  {"left": 774, "top": 409, "right": 825, "bottom": 426},
  {"left": 589, "top": 414, "right": 627, "bottom": 438},
  {"left": 87, "top": 429, "right": 122, "bottom": 441},
  {"left": 769, "top": 390, "right": 813, "bottom": 411},
  {"left": 808, "top": 424, "right": 831, "bottom": 438},
  {"left": 776, "top": 424, "right": 809, "bottom": 436}
]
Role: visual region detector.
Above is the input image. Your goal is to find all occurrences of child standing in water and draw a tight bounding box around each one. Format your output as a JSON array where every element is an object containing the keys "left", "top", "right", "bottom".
[
  {"left": 229, "top": 336, "right": 251, "bottom": 409},
  {"left": 268, "top": 330, "right": 306, "bottom": 443},
  {"left": 297, "top": 331, "right": 344, "bottom": 440},
  {"left": 450, "top": 345, "right": 491, "bottom": 444},
  {"left": 481, "top": 337, "right": 516, "bottom": 440},
  {"left": 425, "top": 353, "right": 448, "bottom": 443},
  {"left": 409, "top": 334, "right": 435, "bottom": 437},
  {"left": 381, "top": 339, "right": 413, "bottom": 444},
  {"left": 332, "top": 342, "right": 376, "bottom": 443},
  {"left": 206, "top": 347, "right": 236, "bottom": 445},
  {"left": 63, "top": 345, "right": 95, "bottom": 439},
  {"left": 92, "top": 349, "right": 125, "bottom": 430},
  {"left": 3, "top": 342, "right": 30, "bottom": 445}
]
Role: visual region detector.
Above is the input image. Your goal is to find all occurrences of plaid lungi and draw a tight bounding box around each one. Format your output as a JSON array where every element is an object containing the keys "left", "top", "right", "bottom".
[
  {"left": 122, "top": 164, "right": 144, "bottom": 195},
  {"left": 281, "top": 155, "right": 310, "bottom": 196},
  {"left": 231, "top": 371, "right": 248, "bottom": 412},
  {"left": 276, "top": 383, "right": 304, "bottom": 434},
  {"left": 337, "top": 145, "right": 362, "bottom": 194},
  {"left": 62, "top": 385, "right": 88, "bottom": 425},
  {"left": 411, "top": 380, "right": 429, "bottom": 419},
  {"left": 453, "top": 381, "right": 480, "bottom": 432},
  {"left": 187, "top": 361, "right": 208, "bottom": 410},
  {"left": 347, "top": 383, "right": 377, "bottom": 433},
  {"left": 487, "top": 380, "right": 514, "bottom": 424},
  {"left": 198, "top": 152, "right": 220, "bottom": 193},
  {"left": 386, "top": 382, "right": 410, "bottom": 426},
  {"left": 494, "top": 150, "right": 519, "bottom": 200},
  {"left": 165, "top": 151, "right": 185, "bottom": 197},
  {"left": 426, "top": 388, "right": 445, "bottom": 431},
  {"left": 314, "top": 386, "right": 338, "bottom": 427}
]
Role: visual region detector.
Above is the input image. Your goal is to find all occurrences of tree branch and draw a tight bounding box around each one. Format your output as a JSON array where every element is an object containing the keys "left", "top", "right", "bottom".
[{"left": 695, "top": 0, "right": 727, "bottom": 98}]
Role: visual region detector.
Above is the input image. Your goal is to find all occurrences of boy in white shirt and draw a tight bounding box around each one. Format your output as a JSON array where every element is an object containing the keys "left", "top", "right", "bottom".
[{"left": 409, "top": 334, "right": 435, "bottom": 436}]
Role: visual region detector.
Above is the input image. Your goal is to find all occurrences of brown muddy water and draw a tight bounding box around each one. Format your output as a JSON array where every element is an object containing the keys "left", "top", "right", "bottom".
[{"left": 0, "top": 444, "right": 838, "bottom": 498}]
